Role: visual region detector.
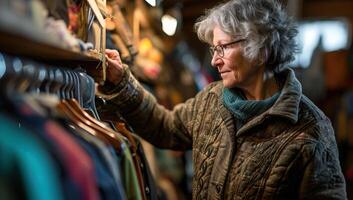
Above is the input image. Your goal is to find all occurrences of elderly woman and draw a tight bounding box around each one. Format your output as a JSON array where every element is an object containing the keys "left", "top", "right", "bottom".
[{"left": 100, "top": 0, "right": 347, "bottom": 199}]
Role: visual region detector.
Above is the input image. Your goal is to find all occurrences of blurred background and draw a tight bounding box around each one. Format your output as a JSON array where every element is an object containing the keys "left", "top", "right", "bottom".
[
  {"left": 0, "top": 0, "right": 352, "bottom": 199},
  {"left": 128, "top": 1, "right": 353, "bottom": 199}
]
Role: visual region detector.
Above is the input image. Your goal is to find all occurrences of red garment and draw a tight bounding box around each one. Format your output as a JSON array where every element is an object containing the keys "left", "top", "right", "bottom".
[{"left": 45, "top": 121, "right": 100, "bottom": 200}]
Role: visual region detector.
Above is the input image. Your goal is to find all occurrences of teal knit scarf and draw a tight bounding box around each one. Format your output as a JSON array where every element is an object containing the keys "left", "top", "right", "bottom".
[{"left": 223, "top": 87, "right": 280, "bottom": 123}]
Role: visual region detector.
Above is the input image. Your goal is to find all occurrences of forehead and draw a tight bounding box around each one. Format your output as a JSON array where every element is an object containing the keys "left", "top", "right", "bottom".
[
  {"left": 212, "top": 26, "right": 232, "bottom": 40},
  {"left": 211, "top": 26, "right": 240, "bottom": 46}
]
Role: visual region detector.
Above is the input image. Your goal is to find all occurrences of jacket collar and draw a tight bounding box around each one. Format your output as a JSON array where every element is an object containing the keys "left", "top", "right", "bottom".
[
  {"left": 267, "top": 67, "right": 302, "bottom": 123},
  {"left": 236, "top": 67, "right": 302, "bottom": 137},
  {"left": 210, "top": 67, "right": 302, "bottom": 137}
]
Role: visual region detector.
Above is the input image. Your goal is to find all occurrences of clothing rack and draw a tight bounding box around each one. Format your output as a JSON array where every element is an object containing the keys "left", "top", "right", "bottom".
[
  {"left": 0, "top": 52, "right": 99, "bottom": 118},
  {"left": 0, "top": 1, "right": 160, "bottom": 200},
  {"left": 0, "top": 53, "right": 159, "bottom": 200}
]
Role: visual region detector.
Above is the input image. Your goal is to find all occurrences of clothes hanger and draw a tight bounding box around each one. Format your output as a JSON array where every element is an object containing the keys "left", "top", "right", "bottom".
[
  {"left": 53, "top": 68, "right": 65, "bottom": 99},
  {"left": 0, "top": 53, "right": 7, "bottom": 90},
  {"left": 22, "top": 62, "right": 48, "bottom": 95},
  {"left": 111, "top": 33, "right": 131, "bottom": 63},
  {"left": 62, "top": 69, "right": 78, "bottom": 100},
  {"left": 42, "top": 68, "right": 55, "bottom": 94},
  {"left": 6, "top": 57, "right": 26, "bottom": 95},
  {"left": 57, "top": 99, "right": 122, "bottom": 152},
  {"left": 64, "top": 70, "right": 76, "bottom": 100},
  {"left": 62, "top": 99, "right": 146, "bottom": 199},
  {"left": 105, "top": 4, "right": 116, "bottom": 31},
  {"left": 78, "top": 71, "right": 100, "bottom": 120},
  {"left": 115, "top": 121, "right": 148, "bottom": 200},
  {"left": 98, "top": 111, "right": 138, "bottom": 149},
  {"left": 36, "top": 66, "right": 47, "bottom": 94},
  {"left": 65, "top": 98, "right": 122, "bottom": 140},
  {"left": 66, "top": 98, "right": 107, "bottom": 129},
  {"left": 52, "top": 68, "right": 65, "bottom": 97},
  {"left": 71, "top": 70, "right": 83, "bottom": 107},
  {"left": 116, "top": 122, "right": 138, "bottom": 150},
  {"left": 62, "top": 99, "right": 123, "bottom": 152},
  {"left": 0, "top": 55, "right": 37, "bottom": 111},
  {"left": 56, "top": 101, "right": 110, "bottom": 144},
  {"left": 111, "top": 3, "right": 136, "bottom": 54},
  {"left": 0, "top": 52, "right": 8, "bottom": 103}
]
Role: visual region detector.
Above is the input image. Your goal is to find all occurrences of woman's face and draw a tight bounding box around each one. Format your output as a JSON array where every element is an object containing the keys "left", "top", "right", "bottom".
[{"left": 211, "top": 26, "right": 263, "bottom": 89}]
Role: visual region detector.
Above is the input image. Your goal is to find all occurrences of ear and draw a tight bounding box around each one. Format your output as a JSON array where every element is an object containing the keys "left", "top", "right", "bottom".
[{"left": 257, "top": 48, "right": 268, "bottom": 66}]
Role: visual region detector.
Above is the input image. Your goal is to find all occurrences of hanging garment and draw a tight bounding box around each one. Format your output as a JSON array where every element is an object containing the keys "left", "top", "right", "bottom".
[
  {"left": 116, "top": 123, "right": 147, "bottom": 200},
  {"left": 70, "top": 132, "right": 125, "bottom": 200},
  {"left": 118, "top": 138, "right": 143, "bottom": 200},
  {"left": 0, "top": 51, "right": 157, "bottom": 200},
  {"left": 62, "top": 120, "right": 127, "bottom": 200},
  {"left": 55, "top": 98, "right": 144, "bottom": 200},
  {"left": 5, "top": 95, "right": 100, "bottom": 200},
  {"left": 134, "top": 138, "right": 161, "bottom": 200},
  {"left": 95, "top": 108, "right": 161, "bottom": 200},
  {"left": 0, "top": 114, "right": 64, "bottom": 200}
]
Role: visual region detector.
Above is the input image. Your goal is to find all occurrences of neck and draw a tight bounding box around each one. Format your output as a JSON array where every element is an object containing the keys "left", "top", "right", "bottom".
[{"left": 240, "top": 69, "right": 278, "bottom": 100}]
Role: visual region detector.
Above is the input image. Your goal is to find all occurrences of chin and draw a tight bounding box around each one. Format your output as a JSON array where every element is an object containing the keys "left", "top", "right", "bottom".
[{"left": 222, "top": 80, "right": 239, "bottom": 89}]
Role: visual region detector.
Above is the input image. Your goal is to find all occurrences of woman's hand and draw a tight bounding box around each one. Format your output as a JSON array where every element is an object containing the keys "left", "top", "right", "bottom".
[{"left": 105, "top": 49, "right": 124, "bottom": 85}]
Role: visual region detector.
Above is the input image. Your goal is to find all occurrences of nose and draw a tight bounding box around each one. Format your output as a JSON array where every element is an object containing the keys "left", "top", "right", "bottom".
[{"left": 211, "top": 53, "right": 222, "bottom": 68}]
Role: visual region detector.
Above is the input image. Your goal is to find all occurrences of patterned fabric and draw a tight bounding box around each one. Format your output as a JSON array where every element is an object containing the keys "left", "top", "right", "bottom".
[
  {"left": 99, "top": 67, "right": 347, "bottom": 200},
  {"left": 223, "top": 87, "right": 280, "bottom": 123}
]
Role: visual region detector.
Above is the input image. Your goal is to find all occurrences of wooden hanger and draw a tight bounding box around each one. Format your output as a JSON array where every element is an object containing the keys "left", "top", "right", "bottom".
[
  {"left": 105, "top": 5, "right": 116, "bottom": 31},
  {"left": 56, "top": 102, "right": 109, "bottom": 142},
  {"left": 59, "top": 98, "right": 125, "bottom": 151},
  {"left": 56, "top": 99, "right": 123, "bottom": 152}
]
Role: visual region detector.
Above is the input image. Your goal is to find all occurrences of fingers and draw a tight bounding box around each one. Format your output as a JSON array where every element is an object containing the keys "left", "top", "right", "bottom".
[
  {"left": 105, "top": 49, "right": 119, "bottom": 58},
  {"left": 104, "top": 49, "right": 125, "bottom": 84},
  {"left": 105, "top": 54, "right": 123, "bottom": 71},
  {"left": 105, "top": 56, "right": 116, "bottom": 66},
  {"left": 105, "top": 48, "right": 118, "bottom": 54}
]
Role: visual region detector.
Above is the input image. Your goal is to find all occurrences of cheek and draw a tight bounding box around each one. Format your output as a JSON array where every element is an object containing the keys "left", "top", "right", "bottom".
[{"left": 232, "top": 70, "right": 241, "bottom": 82}]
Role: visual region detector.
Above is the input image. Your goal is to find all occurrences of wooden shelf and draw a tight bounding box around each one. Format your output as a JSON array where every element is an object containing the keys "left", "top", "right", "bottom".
[
  {"left": 0, "top": 2, "right": 106, "bottom": 80},
  {"left": 0, "top": 29, "right": 102, "bottom": 68}
]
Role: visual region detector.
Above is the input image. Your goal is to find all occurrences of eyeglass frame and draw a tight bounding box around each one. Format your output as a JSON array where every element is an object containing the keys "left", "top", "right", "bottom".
[{"left": 209, "top": 38, "right": 246, "bottom": 58}]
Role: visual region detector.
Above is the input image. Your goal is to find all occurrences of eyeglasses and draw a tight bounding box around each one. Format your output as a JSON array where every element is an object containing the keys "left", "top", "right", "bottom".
[{"left": 209, "top": 39, "right": 246, "bottom": 58}]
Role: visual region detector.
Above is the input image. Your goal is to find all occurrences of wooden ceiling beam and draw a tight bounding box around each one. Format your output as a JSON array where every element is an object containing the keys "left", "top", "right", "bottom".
[
  {"left": 182, "top": 1, "right": 218, "bottom": 20},
  {"left": 303, "top": 1, "right": 353, "bottom": 19}
]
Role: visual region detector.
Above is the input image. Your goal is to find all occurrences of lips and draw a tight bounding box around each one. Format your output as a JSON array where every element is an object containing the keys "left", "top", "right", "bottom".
[
  {"left": 219, "top": 71, "right": 230, "bottom": 74},
  {"left": 219, "top": 71, "right": 230, "bottom": 79}
]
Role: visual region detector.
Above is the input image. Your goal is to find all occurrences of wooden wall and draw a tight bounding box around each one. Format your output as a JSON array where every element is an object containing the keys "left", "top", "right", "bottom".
[{"left": 302, "top": 0, "right": 353, "bottom": 27}]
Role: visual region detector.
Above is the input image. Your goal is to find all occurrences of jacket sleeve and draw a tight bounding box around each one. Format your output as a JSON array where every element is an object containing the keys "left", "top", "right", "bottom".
[
  {"left": 98, "top": 66, "right": 203, "bottom": 151},
  {"left": 299, "top": 123, "right": 347, "bottom": 200}
]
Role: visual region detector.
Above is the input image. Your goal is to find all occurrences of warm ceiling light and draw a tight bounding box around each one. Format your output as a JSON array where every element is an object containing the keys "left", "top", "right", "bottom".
[
  {"left": 145, "top": 0, "right": 156, "bottom": 7},
  {"left": 161, "top": 14, "right": 177, "bottom": 36}
]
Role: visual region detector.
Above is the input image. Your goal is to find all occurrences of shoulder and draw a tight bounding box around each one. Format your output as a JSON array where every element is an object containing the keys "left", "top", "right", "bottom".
[
  {"left": 181, "top": 81, "right": 223, "bottom": 111},
  {"left": 293, "top": 95, "right": 336, "bottom": 148},
  {"left": 299, "top": 95, "right": 328, "bottom": 122},
  {"left": 197, "top": 81, "right": 224, "bottom": 97}
]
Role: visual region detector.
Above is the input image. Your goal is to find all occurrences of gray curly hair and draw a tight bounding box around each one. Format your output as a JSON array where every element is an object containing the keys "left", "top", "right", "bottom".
[{"left": 194, "top": 0, "right": 299, "bottom": 71}]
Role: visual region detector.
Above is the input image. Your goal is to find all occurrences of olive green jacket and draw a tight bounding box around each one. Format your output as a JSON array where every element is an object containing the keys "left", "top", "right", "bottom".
[{"left": 100, "top": 66, "right": 347, "bottom": 200}]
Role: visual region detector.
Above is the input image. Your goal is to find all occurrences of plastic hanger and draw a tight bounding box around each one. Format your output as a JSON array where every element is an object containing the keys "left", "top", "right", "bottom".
[
  {"left": 78, "top": 71, "right": 100, "bottom": 120},
  {"left": 50, "top": 69, "right": 64, "bottom": 98},
  {"left": 36, "top": 67, "right": 47, "bottom": 94},
  {"left": 22, "top": 62, "right": 47, "bottom": 94},
  {"left": 6, "top": 56, "right": 25, "bottom": 95},
  {"left": 0, "top": 52, "right": 8, "bottom": 102},
  {"left": 53, "top": 68, "right": 65, "bottom": 99},
  {"left": 0, "top": 53, "right": 6, "bottom": 80},
  {"left": 42, "top": 68, "right": 55, "bottom": 94},
  {"left": 70, "top": 70, "right": 82, "bottom": 106},
  {"left": 65, "top": 70, "right": 75, "bottom": 99}
]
